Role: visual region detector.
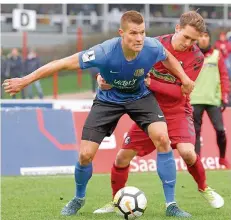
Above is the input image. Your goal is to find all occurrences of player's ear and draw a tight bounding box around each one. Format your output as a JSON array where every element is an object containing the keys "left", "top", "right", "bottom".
[
  {"left": 118, "top": 28, "right": 124, "bottom": 38},
  {"left": 175, "top": 24, "right": 180, "bottom": 33}
]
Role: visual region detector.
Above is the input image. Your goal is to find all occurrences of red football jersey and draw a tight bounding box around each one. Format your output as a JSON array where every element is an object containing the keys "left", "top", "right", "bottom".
[{"left": 149, "top": 34, "right": 204, "bottom": 119}]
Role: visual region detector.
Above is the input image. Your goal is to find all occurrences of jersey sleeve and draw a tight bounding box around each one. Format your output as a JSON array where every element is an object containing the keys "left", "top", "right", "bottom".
[
  {"left": 78, "top": 44, "right": 107, "bottom": 69},
  {"left": 154, "top": 39, "right": 167, "bottom": 63},
  {"left": 149, "top": 78, "right": 182, "bottom": 99}
]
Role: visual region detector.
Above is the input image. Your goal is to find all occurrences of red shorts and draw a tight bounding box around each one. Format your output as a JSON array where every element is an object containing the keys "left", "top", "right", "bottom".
[{"left": 122, "top": 115, "right": 195, "bottom": 157}]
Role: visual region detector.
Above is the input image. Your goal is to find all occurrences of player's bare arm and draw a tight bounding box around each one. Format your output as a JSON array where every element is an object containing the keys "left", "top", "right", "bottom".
[
  {"left": 2, "top": 53, "right": 80, "bottom": 96},
  {"left": 161, "top": 49, "right": 195, "bottom": 94}
]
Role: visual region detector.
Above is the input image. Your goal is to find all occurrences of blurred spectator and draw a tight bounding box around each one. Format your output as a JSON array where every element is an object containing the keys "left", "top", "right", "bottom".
[
  {"left": 1, "top": 48, "right": 9, "bottom": 98},
  {"left": 215, "top": 32, "right": 231, "bottom": 79},
  {"left": 226, "top": 31, "right": 231, "bottom": 42},
  {"left": 7, "top": 48, "right": 25, "bottom": 99},
  {"left": 24, "top": 48, "right": 44, "bottom": 99},
  {"left": 89, "top": 67, "right": 99, "bottom": 97},
  {"left": 190, "top": 28, "right": 230, "bottom": 168},
  {"left": 226, "top": 31, "right": 231, "bottom": 81}
]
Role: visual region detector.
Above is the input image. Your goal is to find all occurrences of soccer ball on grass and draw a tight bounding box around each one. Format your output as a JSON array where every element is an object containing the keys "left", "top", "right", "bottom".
[{"left": 113, "top": 186, "right": 147, "bottom": 219}]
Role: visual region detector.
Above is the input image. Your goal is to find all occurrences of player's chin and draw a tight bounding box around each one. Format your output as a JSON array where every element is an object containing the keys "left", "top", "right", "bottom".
[
  {"left": 133, "top": 45, "right": 143, "bottom": 52},
  {"left": 179, "top": 45, "right": 188, "bottom": 52}
]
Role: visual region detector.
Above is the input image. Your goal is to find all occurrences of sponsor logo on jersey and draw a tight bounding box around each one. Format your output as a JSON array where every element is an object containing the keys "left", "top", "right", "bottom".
[
  {"left": 113, "top": 79, "right": 137, "bottom": 90},
  {"left": 134, "top": 68, "right": 144, "bottom": 77},
  {"left": 110, "top": 70, "right": 120, "bottom": 74},
  {"left": 162, "top": 48, "right": 167, "bottom": 58},
  {"left": 179, "top": 61, "right": 184, "bottom": 67},
  {"left": 82, "top": 50, "right": 95, "bottom": 62},
  {"left": 124, "top": 136, "right": 131, "bottom": 145}
]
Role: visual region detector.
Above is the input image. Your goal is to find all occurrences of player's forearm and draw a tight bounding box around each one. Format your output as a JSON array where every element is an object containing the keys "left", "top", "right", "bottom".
[
  {"left": 149, "top": 79, "right": 182, "bottom": 99},
  {"left": 23, "top": 60, "right": 63, "bottom": 85},
  {"left": 162, "top": 50, "right": 190, "bottom": 84},
  {"left": 23, "top": 53, "right": 79, "bottom": 86}
]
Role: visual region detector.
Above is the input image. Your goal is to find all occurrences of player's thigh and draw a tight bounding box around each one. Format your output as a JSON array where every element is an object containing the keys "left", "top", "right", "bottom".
[
  {"left": 206, "top": 106, "right": 225, "bottom": 131},
  {"left": 167, "top": 115, "right": 196, "bottom": 148},
  {"left": 125, "top": 93, "right": 166, "bottom": 134},
  {"left": 122, "top": 123, "right": 156, "bottom": 157},
  {"left": 82, "top": 98, "right": 125, "bottom": 144}
]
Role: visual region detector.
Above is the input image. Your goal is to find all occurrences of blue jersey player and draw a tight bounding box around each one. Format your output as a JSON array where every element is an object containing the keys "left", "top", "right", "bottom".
[{"left": 3, "top": 11, "right": 194, "bottom": 217}]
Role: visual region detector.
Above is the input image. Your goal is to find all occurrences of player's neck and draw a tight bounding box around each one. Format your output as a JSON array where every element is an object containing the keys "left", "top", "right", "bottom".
[
  {"left": 171, "top": 34, "right": 179, "bottom": 51},
  {"left": 121, "top": 42, "right": 139, "bottom": 61}
]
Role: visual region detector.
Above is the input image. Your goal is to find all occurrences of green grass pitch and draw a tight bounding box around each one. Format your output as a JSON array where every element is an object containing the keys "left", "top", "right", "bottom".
[{"left": 2, "top": 170, "right": 231, "bottom": 220}]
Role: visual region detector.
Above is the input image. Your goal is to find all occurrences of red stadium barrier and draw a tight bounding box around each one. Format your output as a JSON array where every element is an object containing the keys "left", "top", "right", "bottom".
[{"left": 73, "top": 108, "right": 231, "bottom": 173}]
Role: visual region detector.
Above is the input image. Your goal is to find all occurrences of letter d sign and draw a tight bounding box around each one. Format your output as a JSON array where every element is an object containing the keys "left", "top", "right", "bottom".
[
  {"left": 21, "top": 12, "right": 29, "bottom": 26},
  {"left": 13, "top": 9, "right": 36, "bottom": 31}
]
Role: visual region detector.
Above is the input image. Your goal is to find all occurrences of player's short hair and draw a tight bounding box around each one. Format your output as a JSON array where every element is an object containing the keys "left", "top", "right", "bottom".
[
  {"left": 180, "top": 11, "right": 206, "bottom": 33},
  {"left": 120, "top": 10, "right": 144, "bottom": 30}
]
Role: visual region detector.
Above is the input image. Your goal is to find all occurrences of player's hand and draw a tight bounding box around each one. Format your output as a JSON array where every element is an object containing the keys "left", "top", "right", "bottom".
[
  {"left": 97, "top": 75, "right": 112, "bottom": 90},
  {"left": 2, "top": 78, "right": 26, "bottom": 96},
  {"left": 221, "top": 100, "right": 228, "bottom": 112},
  {"left": 181, "top": 77, "right": 195, "bottom": 95},
  {"left": 144, "top": 73, "right": 151, "bottom": 87}
]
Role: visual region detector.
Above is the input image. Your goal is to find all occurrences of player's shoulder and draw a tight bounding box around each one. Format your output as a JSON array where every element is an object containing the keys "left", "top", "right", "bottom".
[
  {"left": 99, "top": 37, "right": 121, "bottom": 55},
  {"left": 144, "top": 37, "right": 163, "bottom": 48},
  {"left": 184, "top": 44, "right": 204, "bottom": 68},
  {"left": 155, "top": 34, "right": 173, "bottom": 44},
  {"left": 190, "top": 44, "right": 204, "bottom": 59},
  {"left": 191, "top": 44, "right": 201, "bottom": 52}
]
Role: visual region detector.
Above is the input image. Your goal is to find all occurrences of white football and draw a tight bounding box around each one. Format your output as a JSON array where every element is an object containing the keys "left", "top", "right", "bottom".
[{"left": 113, "top": 186, "right": 147, "bottom": 219}]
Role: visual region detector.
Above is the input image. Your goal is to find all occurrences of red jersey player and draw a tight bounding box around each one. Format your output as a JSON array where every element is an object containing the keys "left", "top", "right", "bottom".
[{"left": 94, "top": 12, "right": 224, "bottom": 217}]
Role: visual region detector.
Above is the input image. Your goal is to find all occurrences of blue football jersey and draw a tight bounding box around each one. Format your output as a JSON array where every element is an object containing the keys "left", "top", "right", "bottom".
[{"left": 79, "top": 37, "right": 167, "bottom": 103}]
